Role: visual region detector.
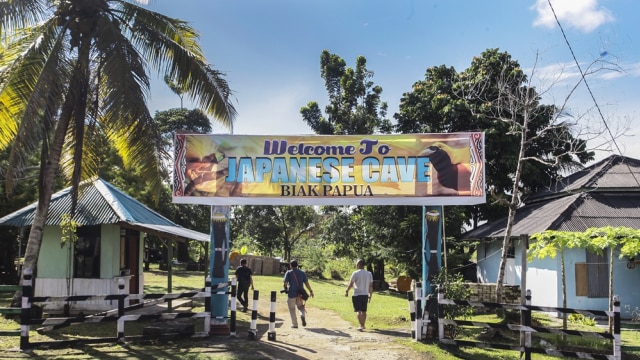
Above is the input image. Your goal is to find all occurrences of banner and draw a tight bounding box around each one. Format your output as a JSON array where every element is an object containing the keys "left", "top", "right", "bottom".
[{"left": 173, "top": 132, "right": 485, "bottom": 206}]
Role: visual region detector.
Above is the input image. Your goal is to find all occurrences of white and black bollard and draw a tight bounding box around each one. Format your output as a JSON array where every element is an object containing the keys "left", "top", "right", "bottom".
[
  {"left": 268, "top": 291, "right": 277, "bottom": 341},
  {"left": 20, "top": 268, "right": 33, "bottom": 350},
  {"left": 204, "top": 276, "right": 211, "bottom": 336},
  {"left": 248, "top": 290, "right": 259, "bottom": 340},
  {"left": 415, "top": 282, "right": 423, "bottom": 341},
  {"left": 407, "top": 291, "right": 416, "bottom": 340},
  {"left": 230, "top": 278, "right": 237, "bottom": 337}
]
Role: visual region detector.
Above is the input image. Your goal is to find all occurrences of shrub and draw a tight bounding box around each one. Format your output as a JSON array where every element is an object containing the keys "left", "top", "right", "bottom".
[{"left": 432, "top": 272, "right": 473, "bottom": 338}]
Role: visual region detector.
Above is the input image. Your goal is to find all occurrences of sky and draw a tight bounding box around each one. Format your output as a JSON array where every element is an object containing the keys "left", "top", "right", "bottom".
[{"left": 144, "top": 0, "right": 640, "bottom": 163}]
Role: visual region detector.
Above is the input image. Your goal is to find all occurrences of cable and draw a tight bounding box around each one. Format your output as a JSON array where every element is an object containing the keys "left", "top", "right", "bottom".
[{"left": 546, "top": 0, "right": 640, "bottom": 187}]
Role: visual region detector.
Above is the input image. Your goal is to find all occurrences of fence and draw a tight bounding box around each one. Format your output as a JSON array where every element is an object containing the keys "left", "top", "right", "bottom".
[
  {"left": 0, "top": 285, "right": 21, "bottom": 336},
  {"left": 437, "top": 288, "right": 621, "bottom": 360},
  {"left": 4, "top": 269, "right": 233, "bottom": 350}
]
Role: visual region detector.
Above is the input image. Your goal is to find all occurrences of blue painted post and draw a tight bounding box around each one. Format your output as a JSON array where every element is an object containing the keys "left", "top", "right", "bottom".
[
  {"left": 422, "top": 206, "right": 443, "bottom": 299},
  {"left": 210, "top": 206, "right": 231, "bottom": 334}
]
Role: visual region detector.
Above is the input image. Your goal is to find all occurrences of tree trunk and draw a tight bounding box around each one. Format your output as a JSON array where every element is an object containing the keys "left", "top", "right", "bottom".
[
  {"left": 495, "top": 108, "right": 530, "bottom": 305},
  {"left": 20, "top": 37, "right": 91, "bottom": 281},
  {"left": 21, "top": 108, "right": 72, "bottom": 280}
]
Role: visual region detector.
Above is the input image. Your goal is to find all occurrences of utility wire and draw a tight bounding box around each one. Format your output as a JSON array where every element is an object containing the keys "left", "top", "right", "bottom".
[{"left": 547, "top": 0, "right": 640, "bottom": 187}]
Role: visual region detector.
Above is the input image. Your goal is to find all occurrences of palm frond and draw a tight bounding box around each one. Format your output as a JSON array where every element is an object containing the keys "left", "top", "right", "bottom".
[
  {"left": 0, "top": 0, "right": 47, "bottom": 37},
  {"left": 115, "top": 2, "right": 237, "bottom": 127},
  {"left": 0, "top": 20, "right": 71, "bottom": 193}
]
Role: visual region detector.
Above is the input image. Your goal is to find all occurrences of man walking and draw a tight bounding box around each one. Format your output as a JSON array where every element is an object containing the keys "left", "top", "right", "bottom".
[
  {"left": 345, "top": 259, "right": 373, "bottom": 331},
  {"left": 283, "top": 260, "right": 314, "bottom": 328},
  {"left": 235, "top": 258, "right": 253, "bottom": 312}
]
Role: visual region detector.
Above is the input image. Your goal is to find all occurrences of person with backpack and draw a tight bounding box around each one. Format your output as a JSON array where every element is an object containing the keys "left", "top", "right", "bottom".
[{"left": 283, "top": 260, "right": 314, "bottom": 328}]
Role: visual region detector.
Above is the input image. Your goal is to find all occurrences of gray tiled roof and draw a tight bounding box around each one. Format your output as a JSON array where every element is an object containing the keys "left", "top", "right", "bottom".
[
  {"left": 0, "top": 178, "right": 209, "bottom": 242},
  {"left": 464, "top": 155, "right": 640, "bottom": 240}
]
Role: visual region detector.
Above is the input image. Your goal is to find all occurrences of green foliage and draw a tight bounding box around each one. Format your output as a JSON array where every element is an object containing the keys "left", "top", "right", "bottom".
[
  {"left": 324, "top": 257, "right": 354, "bottom": 281},
  {"left": 432, "top": 271, "right": 473, "bottom": 338},
  {"left": 300, "top": 50, "right": 391, "bottom": 135},
  {"left": 59, "top": 214, "right": 78, "bottom": 248},
  {"left": 567, "top": 313, "right": 596, "bottom": 327},
  {"left": 231, "top": 205, "right": 317, "bottom": 261},
  {"left": 395, "top": 48, "right": 594, "bottom": 228},
  {"left": 528, "top": 230, "right": 587, "bottom": 262}
]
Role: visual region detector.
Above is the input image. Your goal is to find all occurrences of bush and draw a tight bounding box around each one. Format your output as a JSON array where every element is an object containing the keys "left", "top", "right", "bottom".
[
  {"left": 432, "top": 272, "right": 473, "bottom": 338},
  {"left": 567, "top": 313, "right": 596, "bottom": 326},
  {"left": 324, "top": 258, "right": 354, "bottom": 281}
]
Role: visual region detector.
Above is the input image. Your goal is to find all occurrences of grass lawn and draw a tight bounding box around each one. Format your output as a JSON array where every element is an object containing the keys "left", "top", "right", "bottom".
[{"left": 1, "top": 268, "right": 639, "bottom": 359}]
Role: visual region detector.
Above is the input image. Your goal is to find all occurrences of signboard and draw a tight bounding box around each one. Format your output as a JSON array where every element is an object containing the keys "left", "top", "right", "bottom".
[{"left": 173, "top": 132, "right": 485, "bottom": 206}]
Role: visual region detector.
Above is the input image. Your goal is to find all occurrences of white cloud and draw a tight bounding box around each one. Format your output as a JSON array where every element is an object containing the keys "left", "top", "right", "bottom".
[{"left": 531, "top": 0, "right": 614, "bottom": 33}]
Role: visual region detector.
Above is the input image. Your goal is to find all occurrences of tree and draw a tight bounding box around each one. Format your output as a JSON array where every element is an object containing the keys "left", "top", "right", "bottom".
[
  {"left": 300, "top": 50, "right": 392, "bottom": 135},
  {"left": 531, "top": 227, "right": 640, "bottom": 332},
  {"left": 0, "top": 1, "right": 236, "bottom": 279},
  {"left": 529, "top": 230, "right": 587, "bottom": 330},
  {"left": 232, "top": 206, "right": 317, "bottom": 261},
  {"left": 299, "top": 50, "right": 397, "bottom": 278},
  {"left": 462, "top": 50, "right": 593, "bottom": 303},
  {"left": 395, "top": 49, "right": 595, "bottom": 302}
]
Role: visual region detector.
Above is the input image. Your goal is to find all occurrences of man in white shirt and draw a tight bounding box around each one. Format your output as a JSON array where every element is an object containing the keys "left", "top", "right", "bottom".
[{"left": 344, "top": 259, "right": 373, "bottom": 331}]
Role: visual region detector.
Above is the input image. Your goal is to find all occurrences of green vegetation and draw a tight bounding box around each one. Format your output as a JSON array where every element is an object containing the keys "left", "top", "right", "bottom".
[{"left": 1, "top": 267, "right": 640, "bottom": 359}]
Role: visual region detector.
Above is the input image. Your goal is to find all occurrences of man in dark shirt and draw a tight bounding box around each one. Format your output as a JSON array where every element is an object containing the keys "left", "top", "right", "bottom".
[{"left": 235, "top": 258, "right": 254, "bottom": 312}]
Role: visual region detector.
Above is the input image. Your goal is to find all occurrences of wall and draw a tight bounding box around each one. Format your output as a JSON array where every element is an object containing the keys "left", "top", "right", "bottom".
[
  {"left": 478, "top": 238, "right": 640, "bottom": 319},
  {"left": 38, "top": 226, "right": 67, "bottom": 278}
]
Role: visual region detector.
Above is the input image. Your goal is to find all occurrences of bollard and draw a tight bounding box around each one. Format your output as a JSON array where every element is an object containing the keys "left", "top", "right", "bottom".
[
  {"left": 248, "top": 290, "right": 259, "bottom": 340},
  {"left": 415, "top": 282, "right": 423, "bottom": 341},
  {"left": 268, "top": 291, "right": 277, "bottom": 341},
  {"left": 522, "top": 289, "right": 532, "bottom": 360},
  {"left": 204, "top": 276, "right": 211, "bottom": 336},
  {"left": 205, "top": 276, "right": 211, "bottom": 312},
  {"left": 614, "top": 295, "right": 621, "bottom": 360},
  {"left": 230, "top": 278, "right": 237, "bottom": 337},
  {"left": 437, "top": 285, "right": 444, "bottom": 342},
  {"left": 117, "top": 278, "right": 126, "bottom": 318},
  {"left": 20, "top": 268, "right": 33, "bottom": 350},
  {"left": 407, "top": 291, "right": 416, "bottom": 340}
]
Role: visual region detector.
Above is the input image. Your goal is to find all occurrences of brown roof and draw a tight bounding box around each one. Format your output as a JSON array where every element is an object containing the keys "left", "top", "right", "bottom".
[{"left": 464, "top": 155, "right": 640, "bottom": 240}]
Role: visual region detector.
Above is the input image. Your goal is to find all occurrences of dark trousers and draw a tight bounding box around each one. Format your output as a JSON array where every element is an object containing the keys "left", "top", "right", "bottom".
[{"left": 238, "top": 283, "right": 250, "bottom": 308}]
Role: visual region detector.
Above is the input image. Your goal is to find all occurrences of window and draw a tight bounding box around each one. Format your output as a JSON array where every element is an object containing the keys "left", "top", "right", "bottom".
[
  {"left": 586, "top": 250, "right": 608, "bottom": 298},
  {"left": 575, "top": 249, "right": 608, "bottom": 298},
  {"left": 74, "top": 225, "right": 101, "bottom": 278}
]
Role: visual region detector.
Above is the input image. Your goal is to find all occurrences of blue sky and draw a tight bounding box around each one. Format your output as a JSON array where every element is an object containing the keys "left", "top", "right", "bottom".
[{"left": 145, "top": 0, "right": 640, "bottom": 162}]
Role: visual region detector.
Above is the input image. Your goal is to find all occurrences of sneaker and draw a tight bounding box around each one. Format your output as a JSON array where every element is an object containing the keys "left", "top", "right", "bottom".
[
  {"left": 291, "top": 325, "right": 298, "bottom": 328},
  {"left": 242, "top": 307, "right": 248, "bottom": 313},
  {"left": 301, "top": 316, "right": 306, "bottom": 327}
]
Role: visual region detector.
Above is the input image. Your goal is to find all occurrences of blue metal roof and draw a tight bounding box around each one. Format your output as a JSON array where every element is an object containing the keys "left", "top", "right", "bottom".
[
  {"left": 0, "top": 178, "right": 209, "bottom": 242},
  {"left": 464, "top": 155, "right": 640, "bottom": 240}
]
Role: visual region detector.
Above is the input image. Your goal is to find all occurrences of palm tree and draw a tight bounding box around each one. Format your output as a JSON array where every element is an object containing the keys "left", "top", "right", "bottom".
[{"left": 0, "top": 0, "right": 236, "bottom": 278}]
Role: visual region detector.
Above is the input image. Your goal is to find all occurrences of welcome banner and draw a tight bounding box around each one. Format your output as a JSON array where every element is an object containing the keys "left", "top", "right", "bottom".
[{"left": 172, "top": 132, "right": 485, "bottom": 206}]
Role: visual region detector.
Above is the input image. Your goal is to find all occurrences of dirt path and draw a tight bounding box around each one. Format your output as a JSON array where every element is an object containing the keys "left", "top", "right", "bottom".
[{"left": 222, "top": 296, "right": 429, "bottom": 360}]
